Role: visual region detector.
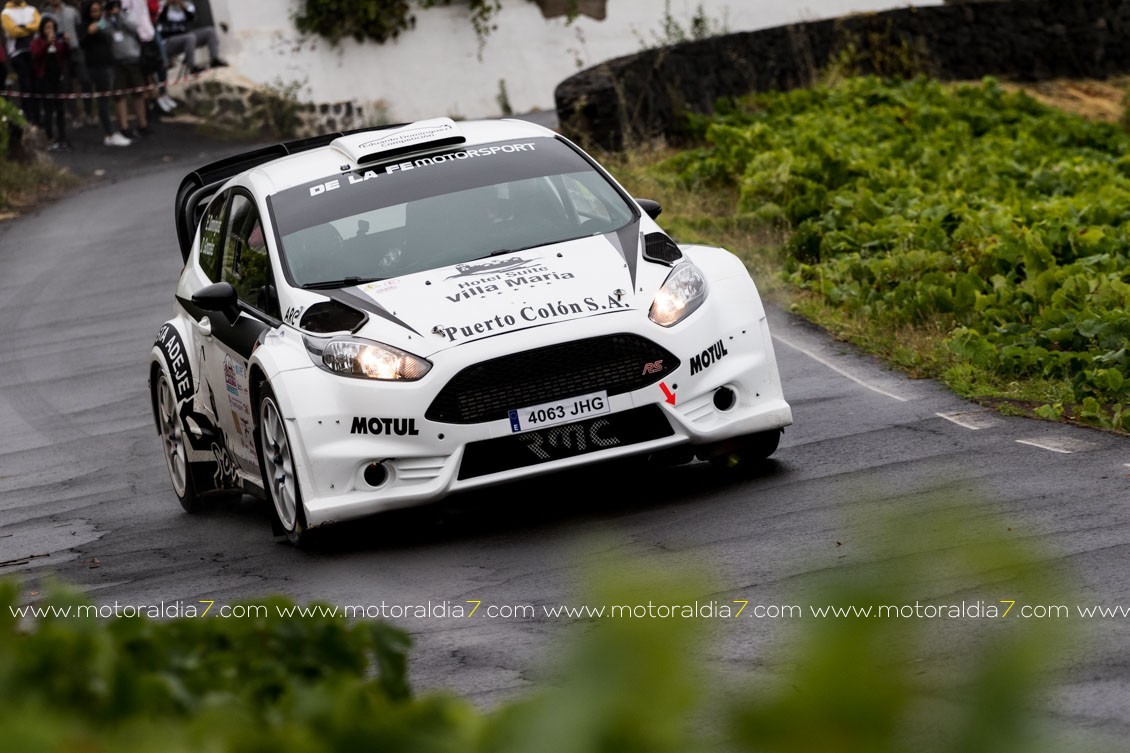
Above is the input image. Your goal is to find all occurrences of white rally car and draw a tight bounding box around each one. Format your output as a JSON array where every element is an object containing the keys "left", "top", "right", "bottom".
[{"left": 150, "top": 117, "right": 792, "bottom": 543}]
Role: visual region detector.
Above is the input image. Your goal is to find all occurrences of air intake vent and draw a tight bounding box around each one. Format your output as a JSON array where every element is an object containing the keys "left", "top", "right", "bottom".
[
  {"left": 643, "top": 232, "right": 682, "bottom": 265},
  {"left": 299, "top": 301, "right": 366, "bottom": 333}
]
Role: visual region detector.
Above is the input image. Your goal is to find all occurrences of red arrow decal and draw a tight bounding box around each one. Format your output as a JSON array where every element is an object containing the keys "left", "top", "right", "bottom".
[{"left": 660, "top": 382, "right": 676, "bottom": 406}]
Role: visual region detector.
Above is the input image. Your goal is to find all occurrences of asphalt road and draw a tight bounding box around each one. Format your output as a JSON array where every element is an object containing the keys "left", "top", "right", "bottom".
[{"left": 1, "top": 132, "right": 1129, "bottom": 747}]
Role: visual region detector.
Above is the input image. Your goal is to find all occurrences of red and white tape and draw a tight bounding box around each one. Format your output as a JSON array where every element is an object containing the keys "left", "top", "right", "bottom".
[{"left": 0, "top": 69, "right": 208, "bottom": 100}]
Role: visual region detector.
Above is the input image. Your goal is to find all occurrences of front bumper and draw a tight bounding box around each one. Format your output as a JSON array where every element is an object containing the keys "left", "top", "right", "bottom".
[{"left": 271, "top": 296, "right": 791, "bottom": 527}]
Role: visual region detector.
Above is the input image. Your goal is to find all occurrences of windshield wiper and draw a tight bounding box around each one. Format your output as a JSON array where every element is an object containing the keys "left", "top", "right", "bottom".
[
  {"left": 486, "top": 241, "right": 554, "bottom": 257},
  {"left": 301, "top": 276, "right": 383, "bottom": 290}
]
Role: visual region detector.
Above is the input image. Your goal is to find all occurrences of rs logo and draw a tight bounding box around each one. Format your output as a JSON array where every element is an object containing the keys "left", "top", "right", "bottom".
[{"left": 642, "top": 360, "right": 664, "bottom": 375}]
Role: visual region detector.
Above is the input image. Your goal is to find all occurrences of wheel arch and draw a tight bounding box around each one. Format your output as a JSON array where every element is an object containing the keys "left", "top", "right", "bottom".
[{"left": 148, "top": 357, "right": 164, "bottom": 433}]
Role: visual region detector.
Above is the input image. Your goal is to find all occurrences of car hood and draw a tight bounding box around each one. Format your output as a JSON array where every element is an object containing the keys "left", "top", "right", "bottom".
[{"left": 336, "top": 229, "right": 646, "bottom": 356}]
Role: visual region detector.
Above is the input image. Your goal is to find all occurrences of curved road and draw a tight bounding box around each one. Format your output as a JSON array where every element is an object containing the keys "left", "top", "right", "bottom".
[{"left": 1, "top": 136, "right": 1129, "bottom": 744}]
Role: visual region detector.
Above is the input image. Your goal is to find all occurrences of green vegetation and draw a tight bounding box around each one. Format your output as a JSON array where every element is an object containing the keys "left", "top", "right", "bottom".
[
  {"left": 0, "top": 100, "right": 77, "bottom": 220},
  {"left": 636, "top": 0, "right": 728, "bottom": 50},
  {"left": 0, "top": 96, "right": 23, "bottom": 161},
  {"left": 619, "top": 77, "right": 1130, "bottom": 431},
  {"left": 294, "top": 0, "right": 505, "bottom": 47},
  {"left": 1, "top": 495, "right": 1073, "bottom": 751}
]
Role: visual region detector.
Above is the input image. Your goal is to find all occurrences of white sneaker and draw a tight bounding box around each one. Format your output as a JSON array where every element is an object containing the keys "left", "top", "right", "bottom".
[
  {"left": 157, "top": 95, "right": 178, "bottom": 113},
  {"left": 104, "top": 132, "right": 132, "bottom": 147}
]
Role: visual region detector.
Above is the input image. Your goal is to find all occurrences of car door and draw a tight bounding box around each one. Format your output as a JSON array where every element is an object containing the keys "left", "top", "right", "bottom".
[{"left": 198, "top": 190, "right": 281, "bottom": 478}]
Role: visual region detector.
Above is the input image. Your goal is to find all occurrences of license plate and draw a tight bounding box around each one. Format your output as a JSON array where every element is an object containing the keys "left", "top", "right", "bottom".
[
  {"left": 459, "top": 405, "right": 674, "bottom": 480},
  {"left": 508, "top": 391, "right": 609, "bottom": 433}
]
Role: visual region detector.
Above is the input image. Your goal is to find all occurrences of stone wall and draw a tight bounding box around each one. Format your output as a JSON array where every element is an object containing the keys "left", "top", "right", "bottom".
[
  {"left": 176, "top": 77, "right": 375, "bottom": 139},
  {"left": 555, "top": 0, "right": 1130, "bottom": 150}
]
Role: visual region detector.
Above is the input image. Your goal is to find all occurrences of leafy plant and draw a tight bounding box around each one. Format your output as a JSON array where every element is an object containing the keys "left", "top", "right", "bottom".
[
  {"left": 0, "top": 96, "right": 26, "bottom": 161},
  {"left": 635, "top": 0, "right": 727, "bottom": 50},
  {"left": 258, "top": 78, "right": 307, "bottom": 139},
  {"left": 496, "top": 78, "right": 513, "bottom": 117},
  {"left": 666, "top": 77, "right": 1130, "bottom": 430},
  {"left": 294, "top": 0, "right": 504, "bottom": 48}
]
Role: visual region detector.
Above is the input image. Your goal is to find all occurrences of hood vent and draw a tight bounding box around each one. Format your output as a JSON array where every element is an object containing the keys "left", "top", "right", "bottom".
[
  {"left": 643, "top": 232, "right": 683, "bottom": 265},
  {"left": 299, "top": 301, "right": 367, "bottom": 333}
]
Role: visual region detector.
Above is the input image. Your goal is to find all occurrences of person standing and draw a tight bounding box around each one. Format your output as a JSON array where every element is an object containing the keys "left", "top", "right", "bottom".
[
  {"left": 104, "top": 0, "right": 149, "bottom": 138},
  {"left": 42, "top": 0, "right": 93, "bottom": 128},
  {"left": 119, "top": 0, "right": 164, "bottom": 116},
  {"left": 30, "top": 16, "right": 70, "bottom": 149},
  {"left": 80, "top": 0, "right": 130, "bottom": 146},
  {"left": 2, "top": 0, "right": 42, "bottom": 124}
]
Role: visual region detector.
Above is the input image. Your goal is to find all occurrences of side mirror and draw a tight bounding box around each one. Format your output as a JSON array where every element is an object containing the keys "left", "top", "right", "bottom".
[
  {"left": 192, "top": 281, "right": 239, "bottom": 324},
  {"left": 636, "top": 198, "right": 662, "bottom": 220},
  {"left": 256, "top": 284, "right": 277, "bottom": 315}
]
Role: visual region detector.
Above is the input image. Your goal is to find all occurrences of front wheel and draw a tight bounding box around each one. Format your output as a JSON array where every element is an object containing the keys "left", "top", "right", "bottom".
[
  {"left": 154, "top": 367, "right": 203, "bottom": 513},
  {"left": 257, "top": 383, "right": 312, "bottom": 545}
]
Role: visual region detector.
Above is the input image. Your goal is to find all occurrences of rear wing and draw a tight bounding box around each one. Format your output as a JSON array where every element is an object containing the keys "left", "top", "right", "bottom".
[{"left": 174, "top": 125, "right": 405, "bottom": 263}]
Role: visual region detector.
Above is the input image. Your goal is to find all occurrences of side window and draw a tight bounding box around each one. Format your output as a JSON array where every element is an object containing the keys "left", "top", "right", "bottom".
[
  {"left": 198, "top": 194, "right": 228, "bottom": 282},
  {"left": 221, "top": 194, "right": 279, "bottom": 319}
]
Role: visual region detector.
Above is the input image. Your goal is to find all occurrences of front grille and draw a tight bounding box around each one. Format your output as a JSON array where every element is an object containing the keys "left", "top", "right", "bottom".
[
  {"left": 426, "top": 333, "right": 679, "bottom": 424},
  {"left": 458, "top": 405, "right": 674, "bottom": 479}
]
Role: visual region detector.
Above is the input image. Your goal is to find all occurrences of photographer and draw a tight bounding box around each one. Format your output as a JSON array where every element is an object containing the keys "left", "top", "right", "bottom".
[
  {"left": 30, "top": 16, "right": 70, "bottom": 149},
  {"left": 42, "top": 0, "right": 93, "bottom": 129}
]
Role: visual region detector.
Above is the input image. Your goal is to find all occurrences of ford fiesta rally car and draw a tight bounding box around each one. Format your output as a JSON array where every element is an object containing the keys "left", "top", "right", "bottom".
[{"left": 150, "top": 117, "right": 792, "bottom": 543}]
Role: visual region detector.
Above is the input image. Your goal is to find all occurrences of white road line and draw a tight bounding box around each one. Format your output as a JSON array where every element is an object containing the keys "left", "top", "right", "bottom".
[
  {"left": 1015, "top": 436, "right": 1098, "bottom": 455},
  {"left": 772, "top": 333, "right": 910, "bottom": 402},
  {"left": 936, "top": 411, "right": 1003, "bottom": 430}
]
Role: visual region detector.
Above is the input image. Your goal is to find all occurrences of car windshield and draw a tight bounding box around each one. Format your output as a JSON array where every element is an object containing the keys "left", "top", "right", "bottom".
[{"left": 268, "top": 136, "right": 636, "bottom": 287}]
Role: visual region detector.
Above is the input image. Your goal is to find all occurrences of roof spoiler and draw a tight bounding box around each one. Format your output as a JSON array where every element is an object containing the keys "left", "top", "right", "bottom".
[{"left": 174, "top": 124, "right": 406, "bottom": 263}]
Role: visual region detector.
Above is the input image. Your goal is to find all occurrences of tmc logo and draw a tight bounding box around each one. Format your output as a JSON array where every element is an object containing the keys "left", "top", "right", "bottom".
[{"left": 641, "top": 360, "right": 664, "bottom": 375}]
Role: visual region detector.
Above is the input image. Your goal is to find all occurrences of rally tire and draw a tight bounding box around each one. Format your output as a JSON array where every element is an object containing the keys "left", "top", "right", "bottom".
[
  {"left": 154, "top": 367, "right": 204, "bottom": 513},
  {"left": 256, "top": 382, "right": 312, "bottom": 545}
]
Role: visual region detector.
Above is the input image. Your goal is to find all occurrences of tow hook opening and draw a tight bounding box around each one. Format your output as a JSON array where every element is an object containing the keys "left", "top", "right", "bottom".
[
  {"left": 713, "top": 386, "right": 737, "bottom": 412},
  {"left": 363, "top": 461, "right": 390, "bottom": 488}
]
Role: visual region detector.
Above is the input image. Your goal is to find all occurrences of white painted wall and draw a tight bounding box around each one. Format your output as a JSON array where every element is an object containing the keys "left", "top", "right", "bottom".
[{"left": 206, "top": 0, "right": 941, "bottom": 122}]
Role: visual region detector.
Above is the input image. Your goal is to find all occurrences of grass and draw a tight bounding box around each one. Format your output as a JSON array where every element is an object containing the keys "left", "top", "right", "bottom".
[{"left": 0, "top": 159, "right": 80, "bottom": 222}]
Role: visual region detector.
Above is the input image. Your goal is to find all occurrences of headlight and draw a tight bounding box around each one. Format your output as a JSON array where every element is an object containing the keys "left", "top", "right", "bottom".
[
  {"left": 306, "top": 336, "right": 431, "bottom": 380},
  {"left": 649, "top": 262, "right": 708, "bottom": 327}
]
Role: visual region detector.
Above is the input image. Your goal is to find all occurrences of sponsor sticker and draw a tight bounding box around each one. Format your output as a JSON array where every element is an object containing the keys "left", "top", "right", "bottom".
[
  {"left": 308, "top": 142, "right": 540, "bottom": 197},
  {"left": 689, "top": 339, "right": 729, "bottom": 376},
  {"left": 436, "top": 294, "right": 630, "bottom": 342},
  {"left": 156, "top": 324, "right": 193, "bottom": 403},
  {"left": 508, "top": 391, "right": 609, "bottom": 434},
  {"left": 350, "top": 417, "right": 420, "bottom": 436}
]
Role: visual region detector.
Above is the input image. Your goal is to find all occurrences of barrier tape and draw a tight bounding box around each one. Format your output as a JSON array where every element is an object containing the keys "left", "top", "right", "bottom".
[{"left": 0, "top": 69, "right": 209, "bottom": 100}]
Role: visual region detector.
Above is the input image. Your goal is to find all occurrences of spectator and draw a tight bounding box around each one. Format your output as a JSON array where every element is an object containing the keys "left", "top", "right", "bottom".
[
  {"left": 30, "top": 16, "right": 70, "bottom": 149},
  {"left": 119, "top": 0, "right": 164, "bottom": 115},
  {"left": 79, "top": 0, "right": 130, "bottom": 146},
  {"left": 1, "top": 37, "right": 8, "bottom": 91},
  {"left": 2, "top": 0, "right": 41, "bottom": 124},
  {"left": 158, "top": 0, "right": 226, "bottom": 75},
  {"left": 104, "top": 0, "right": 149, "bottom": 138},
  {"left": 41, "top": 0, "right": 92, "bottom": 128},
  {"left": 146, "top": 0, "right": 177, "bottom": 113}
]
